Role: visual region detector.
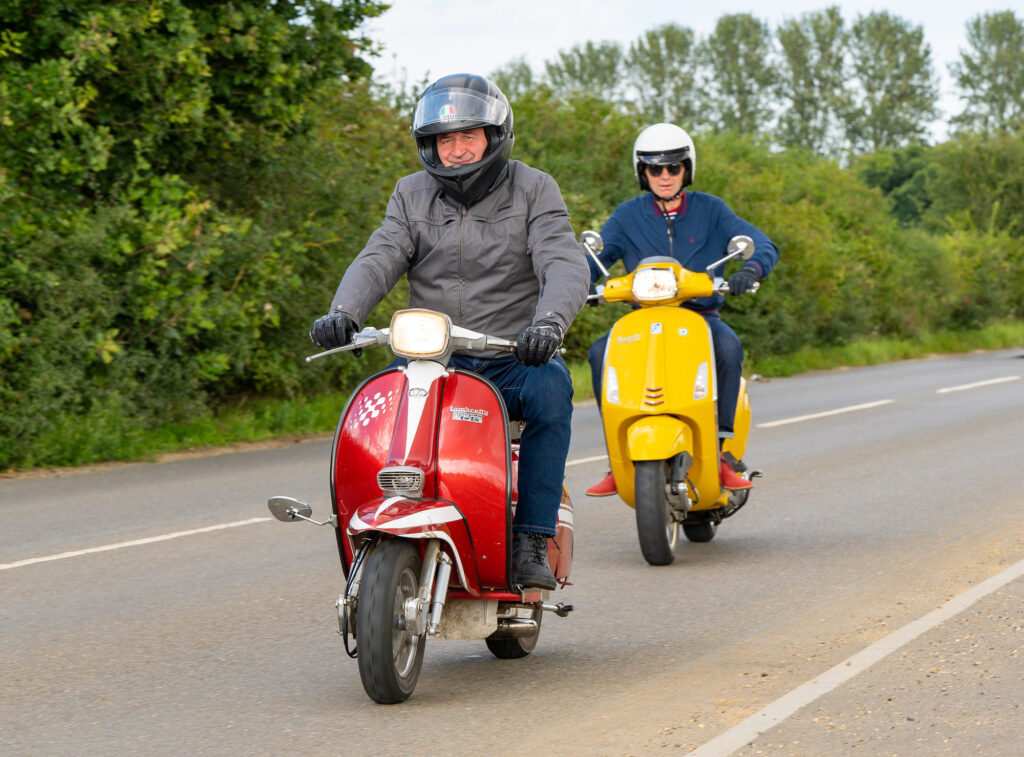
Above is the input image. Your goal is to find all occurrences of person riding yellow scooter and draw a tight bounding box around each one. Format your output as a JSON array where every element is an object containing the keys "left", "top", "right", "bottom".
[{"left": 585, "top": 123, "right": 779, "bottom": 500}]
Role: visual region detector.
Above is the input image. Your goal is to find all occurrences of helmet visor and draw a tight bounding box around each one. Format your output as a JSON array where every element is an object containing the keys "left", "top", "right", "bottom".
[
  {"left": 413, "top": 88, "right": 509, "bottom": 135},
  {"left": 637, "top": 146, "right": 691, "bottom": 165}
]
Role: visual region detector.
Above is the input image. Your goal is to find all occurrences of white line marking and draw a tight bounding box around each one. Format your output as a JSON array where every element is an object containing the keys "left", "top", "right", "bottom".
[
  {"left": 566, "top": 454, "right": 607, "bottom": 467},
  {"left": 0, "top": 517, "right": 272, "bottom": 571},
  {"left": 689, "top": 555, "right": 1024, "bottom": 756},
  {"left": 756, "top": 399, "right": 895, "bottom": 428},
  {"left": 936, "top": 375, "right": 1020, "bottom": 394}
]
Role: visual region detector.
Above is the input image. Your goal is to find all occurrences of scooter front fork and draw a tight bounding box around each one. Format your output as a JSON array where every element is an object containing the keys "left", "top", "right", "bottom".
[
  {"left": 669, "top": 451, "right": 694, "bottom": 510},
  {"left": 399, "top": 539, "right": 453, "bottom": 638}
]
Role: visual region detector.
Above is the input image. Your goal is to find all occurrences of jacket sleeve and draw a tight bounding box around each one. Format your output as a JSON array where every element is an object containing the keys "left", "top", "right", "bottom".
[
  {"left": 328, "top": 185, "right": 415, "bottom": 325},
  {"left": 713, "top": 199, "right": 779, "bottom": 279},
  {"left": 592, "top": 207, "right": 630, "bottom": 281},
  {"left": 526, "top": 173, "right": 591, "bottom": 333}
]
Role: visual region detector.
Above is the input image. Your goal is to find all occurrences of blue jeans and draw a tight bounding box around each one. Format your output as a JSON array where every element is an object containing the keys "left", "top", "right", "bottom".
[
  {"left": 392, "top": 354, "right": 574, "bottom": 536},
  {"left": 587, "top": 312, "right": 743, "bottom": 436}
]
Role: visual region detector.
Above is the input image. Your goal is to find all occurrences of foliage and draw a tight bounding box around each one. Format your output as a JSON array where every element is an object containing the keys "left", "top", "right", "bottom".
[
  {"left": 775, "top": 6, "right": 848, "bottom": 156},
  {"left": 625, "top": 24, "right": 699, "bottom": 126},
  {"left": 950, "top": 10, "right": 1024, "bottom": 133},
  {"left": 844, "top": 12, "right": 939, "bottom": 152},
  {"left": 696, "top": 14, "right": 778, "bottom": 135},
  {"left": 544, "top": 41, "right": 625, "bottom": 103}
]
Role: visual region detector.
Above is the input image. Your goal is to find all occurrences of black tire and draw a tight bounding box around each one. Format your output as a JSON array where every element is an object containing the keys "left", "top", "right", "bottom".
[
  {"left": 485, "top": 607, "right": 542, "bottom": 659},
  {"left": 683, "top": 521, "right": 717, "bottom": 543},
  {"left": 634, "top": 460, "right": 678, "bottom": 565},
  {"left": 356, "top": 540, "right": 425, "bottom": 704}
]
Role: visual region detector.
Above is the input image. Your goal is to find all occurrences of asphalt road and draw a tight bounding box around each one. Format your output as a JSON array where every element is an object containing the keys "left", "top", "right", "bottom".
[{"left": 2, "top": 348, "right": 1023, "bottom": 756}]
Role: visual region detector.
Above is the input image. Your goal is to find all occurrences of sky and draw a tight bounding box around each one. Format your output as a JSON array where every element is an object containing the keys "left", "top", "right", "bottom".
[{"left": 363, "top": 0, "right": 1018, "bottom": 132}]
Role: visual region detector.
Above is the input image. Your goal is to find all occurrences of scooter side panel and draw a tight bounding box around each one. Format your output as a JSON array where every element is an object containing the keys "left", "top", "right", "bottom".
[
  {"left": 436, "top": 372, "right": 511, "bottom": 589},
  {"left": 722, "top": 377, "right": 751, "bottom": 464}
]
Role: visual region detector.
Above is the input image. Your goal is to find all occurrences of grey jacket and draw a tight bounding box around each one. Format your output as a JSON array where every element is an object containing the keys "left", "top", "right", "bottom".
[{"left": 330, "top": 160, "right": 590, "bottom": 355}]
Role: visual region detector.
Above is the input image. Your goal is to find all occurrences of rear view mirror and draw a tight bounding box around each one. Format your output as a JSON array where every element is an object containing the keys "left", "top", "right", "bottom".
[
  {"left": 727, "top": 235, "right": 754, "bottom": 260},
  {"left": 579, "top": 230, "right": 603, "bottom": 254}
]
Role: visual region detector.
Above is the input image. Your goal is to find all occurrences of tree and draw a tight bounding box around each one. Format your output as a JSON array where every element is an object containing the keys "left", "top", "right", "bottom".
[
  {"left": 844, "top": 11, "right": 939, "bottom": 154},
  {"left": 0, "top": 0, "right": 386, "bottom": 202},
  {"left": 949, "top": 11, "right": 1024, "bottom": 133},
  {"left": 774, "top": 6, "right": 848, "bottom": 156},
  {"left": 625, "top": 24, "right": 699, "bottom": 127},
  {"left": 697, "top": 13, "right": 777, "bottom": 135},
  {"left": 491, "top": 56, "right": 539, "bottom": 103},
  {"left": 544, "top": 40, "right": 625, "bottom": 103}
]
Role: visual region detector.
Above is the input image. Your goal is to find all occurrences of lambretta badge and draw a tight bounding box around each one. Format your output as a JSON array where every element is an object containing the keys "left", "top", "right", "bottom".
[
  {"left": 617, "top": 334, "right": 640, "bottom": 344},
  {"left": 408, "top": 388, "right": 428, "bottom": 398},
  {"left": 450, "top": 406, "right": 488, "bottom": 424}
]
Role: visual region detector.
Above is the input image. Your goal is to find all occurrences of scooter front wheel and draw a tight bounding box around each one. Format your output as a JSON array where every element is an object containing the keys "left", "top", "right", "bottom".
[
  {"left": 356, "top": 539, "right": 426, "bottom": 703},
  {"left": 634, "top": 460, "right": 679, "bottom": 565}
]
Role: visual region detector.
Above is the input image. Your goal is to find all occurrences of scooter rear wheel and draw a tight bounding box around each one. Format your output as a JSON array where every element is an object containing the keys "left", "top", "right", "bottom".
[
  {"left": 635, "top": 460, "right": 679, "bottom": 565},
  {"left": 356, "top": 539, "right": 426, "bottom": 703}
]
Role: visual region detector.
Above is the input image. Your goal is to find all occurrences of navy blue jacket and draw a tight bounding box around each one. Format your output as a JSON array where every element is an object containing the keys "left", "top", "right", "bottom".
[{"left": 589, "top": 191, "right": 779, "bottom": 312}]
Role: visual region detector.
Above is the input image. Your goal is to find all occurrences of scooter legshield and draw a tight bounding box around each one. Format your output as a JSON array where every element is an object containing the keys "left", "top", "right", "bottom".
[{"left": 602, "top": 307, "right": 719, "bottom": 509}]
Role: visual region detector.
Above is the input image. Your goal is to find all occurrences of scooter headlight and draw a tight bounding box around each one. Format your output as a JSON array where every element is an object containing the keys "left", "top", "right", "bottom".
[
  {"left": 631, "top": 268, "right": 679, "bottom": 302},
  {"left": 390, "top": 309, "right": 451, "bottom": 359}
]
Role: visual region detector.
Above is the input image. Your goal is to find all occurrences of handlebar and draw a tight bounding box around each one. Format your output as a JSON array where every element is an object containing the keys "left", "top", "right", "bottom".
[
  {"left": 714, "top": 279, "right": 760, "bottom": 295},
  {"left": 306, "top": 325, "right": 524, "bottom": 363}
]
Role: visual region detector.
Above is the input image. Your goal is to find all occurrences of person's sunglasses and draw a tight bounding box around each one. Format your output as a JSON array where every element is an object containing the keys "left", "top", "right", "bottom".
[{"left": 645, "top": 163, "right": 683, "bottom": 177}]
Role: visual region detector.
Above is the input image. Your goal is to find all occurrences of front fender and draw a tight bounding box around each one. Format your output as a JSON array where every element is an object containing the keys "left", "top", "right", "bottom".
[
  {"left": 626, "top": 416, "right": 692, "bottom": 461},
  {"left": 348, "top": 497, "right": 480, "bottom": 593}
]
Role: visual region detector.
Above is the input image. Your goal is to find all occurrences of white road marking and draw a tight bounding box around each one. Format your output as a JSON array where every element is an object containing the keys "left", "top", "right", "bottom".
[
  {"left": 756, "top": 399, "right": 895, "bottom": 428},
  {"left": 689, "top": 554, "right": 1024, "bottom": 757},
  {"left": 4, "top": 452, "right": 610, "bottom": 572},
  {"left": 0, "top": 517, "right": 272, "bottom": 571},
  {"left": 936, "top": 375, "right": 1020, "bottom": 394}
]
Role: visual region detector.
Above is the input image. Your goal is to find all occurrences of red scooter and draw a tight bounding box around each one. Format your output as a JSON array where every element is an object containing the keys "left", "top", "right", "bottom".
[{"left": 267, "top": 308, "right": 574, "bottom": 704}]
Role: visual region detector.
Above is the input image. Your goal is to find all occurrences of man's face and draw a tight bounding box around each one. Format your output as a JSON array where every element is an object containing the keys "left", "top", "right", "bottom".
[
  {"left": 645, "top": 162, "right": 686, "bottom": 200},
  {"left": 437, "top": 127, "right": 488, "bottom": 167}
]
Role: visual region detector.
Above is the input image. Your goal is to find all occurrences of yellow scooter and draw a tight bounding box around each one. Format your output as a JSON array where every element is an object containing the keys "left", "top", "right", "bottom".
[{"left": 582, "top": 231, "right": 760, "bottom": 565}]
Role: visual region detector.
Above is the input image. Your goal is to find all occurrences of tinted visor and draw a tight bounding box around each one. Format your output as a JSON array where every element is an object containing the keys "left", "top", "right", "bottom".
[
  {"left": 637, "top": 146, "right": 691, "bottom": 166},
  {"left": 413, "top": 88, "right": 508, "bottom": 135}
]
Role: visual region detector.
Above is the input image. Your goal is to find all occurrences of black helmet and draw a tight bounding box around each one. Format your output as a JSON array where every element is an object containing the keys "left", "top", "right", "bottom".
[{"left": 412, "top": 73, "right": 514, "bottom": 205}]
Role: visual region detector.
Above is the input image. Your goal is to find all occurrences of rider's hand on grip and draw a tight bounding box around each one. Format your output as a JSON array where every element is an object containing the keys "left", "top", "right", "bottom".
[
  {"left": 309, "top": 312, "right": 361, "bottom": 356},
  {"left": 727, "top": 264, "right": 761, "bottom": 296},
  {"left": 586, "top": 282, "right": 600, "bottom": 307},
  {"left": 514, "top": 321, "right": 563, "bottom": 366}
]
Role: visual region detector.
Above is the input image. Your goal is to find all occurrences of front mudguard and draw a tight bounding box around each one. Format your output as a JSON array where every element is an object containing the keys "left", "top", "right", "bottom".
[
  {"left": 347, "top": 497, "right": 481, "bottom": 594},
  {"left": 626, "top": 416, "right": 692, "bottom": 461}
]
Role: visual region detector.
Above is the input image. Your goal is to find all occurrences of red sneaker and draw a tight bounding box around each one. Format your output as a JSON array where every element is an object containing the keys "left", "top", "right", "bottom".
[
  {"left": 720, "top": 455, "right": 752, "bottom": 491},
  {"left": 585, "top": 470, "right": 617, "bottom": 497}
]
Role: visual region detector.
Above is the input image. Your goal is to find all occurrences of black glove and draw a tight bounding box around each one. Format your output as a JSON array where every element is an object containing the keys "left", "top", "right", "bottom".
[
  {"left": 309, "top": 312, "right": 360, "bottom": 354},
  {"left": 514, "top": 321, "right": 563, "bottom": 366},
  {"left": 727, "top": 264, "right": 761, "bottom": 296},
  {"left": 586, "top": 281, "right": 600, "bottom": 307}
]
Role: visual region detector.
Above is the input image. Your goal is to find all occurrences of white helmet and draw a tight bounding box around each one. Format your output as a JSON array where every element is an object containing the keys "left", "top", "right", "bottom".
[{"left": 632, "top": 123, "right": 696, "bottom": 192}]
